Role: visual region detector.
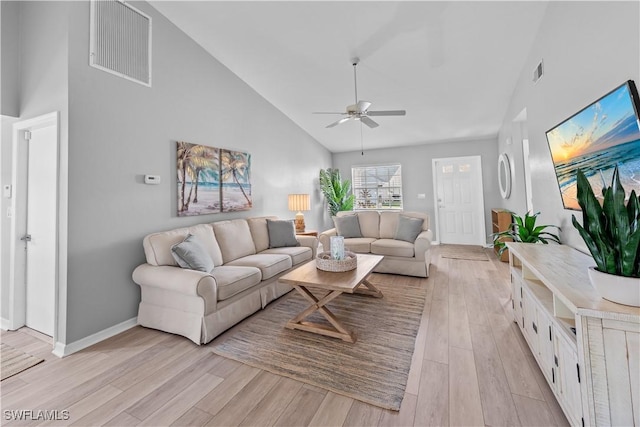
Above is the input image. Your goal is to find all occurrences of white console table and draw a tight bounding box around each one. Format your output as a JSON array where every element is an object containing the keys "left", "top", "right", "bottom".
[{"left": 507, "top": 243, "right": 639, "bottom": 426}]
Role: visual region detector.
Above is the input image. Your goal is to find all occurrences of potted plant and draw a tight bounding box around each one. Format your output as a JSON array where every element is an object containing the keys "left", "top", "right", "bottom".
[
  {"left": 319, "top": 168, "right": 355, "bottom": 217},
  {"left": 492, "top": 211, "right": 561, "bottom": 257},
  {"left": 572, "top": 167, "right": 640, "bottom": 306}
]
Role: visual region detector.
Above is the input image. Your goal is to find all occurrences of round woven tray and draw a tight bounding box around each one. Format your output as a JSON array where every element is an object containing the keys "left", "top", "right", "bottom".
[{"left": 316, "top": 251, "right": 358, "bottom": 272}]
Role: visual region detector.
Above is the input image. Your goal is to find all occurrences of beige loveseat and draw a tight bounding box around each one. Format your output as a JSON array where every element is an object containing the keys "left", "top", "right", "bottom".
[
  {"left": 319, "top": 211, "right": 433, "bottom": 277},
  {"left": 132, "top": 216, "right": 318, "bottom": 344}
]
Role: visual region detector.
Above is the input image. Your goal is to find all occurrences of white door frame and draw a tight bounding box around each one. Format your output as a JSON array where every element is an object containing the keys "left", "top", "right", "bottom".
[
  {"left": 431, "top": 155, "right": 487, "bottom": 245},
  {"left": 9, "top": 112, "right": 60, "bottom": 345}
]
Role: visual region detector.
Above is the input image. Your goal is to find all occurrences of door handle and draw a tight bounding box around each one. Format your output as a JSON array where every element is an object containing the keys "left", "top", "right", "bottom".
[{"left": 21, "top": 234, "right": 32, "bottom": 242}]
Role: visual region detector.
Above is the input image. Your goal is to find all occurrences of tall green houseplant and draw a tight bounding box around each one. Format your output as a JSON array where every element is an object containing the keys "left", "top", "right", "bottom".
[
  {"left": 319, "top": 168, "right": 355, "bottom": 217},
  {"left": 572, "top": 167, "right": 640, "bottom": 278}
]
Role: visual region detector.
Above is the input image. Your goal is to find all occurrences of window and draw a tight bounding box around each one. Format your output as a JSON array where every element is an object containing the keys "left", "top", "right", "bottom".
[{"left": 352, "top": 164, "right": 403, "bottom": 210}]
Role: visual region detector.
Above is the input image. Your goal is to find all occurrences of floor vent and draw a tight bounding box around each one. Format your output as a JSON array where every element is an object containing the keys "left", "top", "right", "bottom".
[{"left": 89, "top": 0, "right": 152, "bottom": 87}]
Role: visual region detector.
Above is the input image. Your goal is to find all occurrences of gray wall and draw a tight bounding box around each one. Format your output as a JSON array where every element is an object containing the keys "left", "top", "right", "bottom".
[
  {"left": 1, "top": 1, "right": 332, "bottom": 344},
  {"left": 63, "top": 1, "right": 331, "bottom": 343},
  {"left": 1, "top": 1, "right": 20, "bottom": 117},
  {"left": 496, "top": 1, "right": 640, "bottom": 251},
  {"left": 332, "top": 137, "right": 500, "bottom": 243}
]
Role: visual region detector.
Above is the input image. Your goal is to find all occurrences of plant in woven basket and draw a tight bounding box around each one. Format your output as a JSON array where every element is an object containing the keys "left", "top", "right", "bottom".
[
  {"left": 319, "top": 168, "right": 355, "bottom": 217},
  {"left": 572, "top": 167, "right": 640, "bottom": 278},
  {"left": 492, "top": 211, "right": 561, "bottom": 257}
]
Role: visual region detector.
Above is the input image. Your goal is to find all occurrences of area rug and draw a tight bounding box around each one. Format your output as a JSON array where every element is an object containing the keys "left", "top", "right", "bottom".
[
  {"left": 209, "top": 277, "right": 428, "bottom": 411},
  {"left": 439, "top": 244, "right": 490, "bottom": 261},
  {"left": 1, "top": 343, "right": 44, "bottom": 381}
]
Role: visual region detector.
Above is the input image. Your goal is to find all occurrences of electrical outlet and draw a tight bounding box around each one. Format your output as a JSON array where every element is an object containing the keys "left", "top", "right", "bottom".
[{"left": 417, "top": 193, "right": 426, "bottom": 199}]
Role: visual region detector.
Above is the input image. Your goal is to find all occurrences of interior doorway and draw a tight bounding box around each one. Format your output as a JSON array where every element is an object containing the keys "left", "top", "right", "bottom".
[
  {"left": 432, "top": 155, "right": 486, "bottom": 245},
  {"left": 9, "top": 112, "right": 59, "bottom": 341}
]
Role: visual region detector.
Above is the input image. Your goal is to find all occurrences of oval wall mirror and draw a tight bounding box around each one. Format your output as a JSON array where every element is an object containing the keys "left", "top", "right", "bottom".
[{"left": 498, "top": 153, "right": 511, "bottom": 199}]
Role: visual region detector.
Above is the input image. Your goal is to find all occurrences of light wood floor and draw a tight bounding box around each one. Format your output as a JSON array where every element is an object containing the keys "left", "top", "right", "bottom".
[{"left": 1, "top": 246, "right": 569, "bottom": 426}]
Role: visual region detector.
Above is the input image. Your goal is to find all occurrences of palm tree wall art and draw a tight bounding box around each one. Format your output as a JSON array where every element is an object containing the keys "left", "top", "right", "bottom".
[{"left": 177, "top": 141, "right": 252, "bottom": 216}]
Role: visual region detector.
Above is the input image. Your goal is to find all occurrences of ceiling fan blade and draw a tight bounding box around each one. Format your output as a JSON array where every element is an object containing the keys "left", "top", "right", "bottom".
[
  {"left": 360, "top": 116, "right": 379, "bottom": 128},
  {"left": 313, "top": 112, "right": 346, "bottom": 115},
  {"left": 356, "top": 100, "right": 372, "bottom": 113},
  {"left": 367, "top": 110, "right": 406, "bottom": 116},
  {"left": 326, "top": 117, "right": 351, "bottom": 128}
]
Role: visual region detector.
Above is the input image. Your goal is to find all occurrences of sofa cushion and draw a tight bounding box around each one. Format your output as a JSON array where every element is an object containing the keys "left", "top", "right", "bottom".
[
  {"left": 379, "top": 212, "right": 400, "bottom": 239},
  {"left": 261, "top": 247, "right": 312, "bottom": 266},
  {"left": 212, "top": 219, "right": 257, "bottom": 263},
  {"left": 395, "top": 215, "right": 425, "bottom": 242},
  {"left": 343, "top": 237, "right": 377, "bottom": 253},
  {"left": 226, "top": 254, "right": 292, "bottom": 280},
  {"left": 334, "top": 215, "right": 362, "bottom": 238},
  {"left": 170, "top": 234, "right": 215, "bottom": 272},
  {"left": 247, "top": 216, "right": 278, "bottom": 252},
  {"left": 211, "top": 266, "right": 262, "bottom": 301},
  {"left": 143, "top": 224, "right": 223, "bottom": 267},
  {"left": 355, "top": 211, "right": 380, "bottom": 238},
  {"left": 371, "top": 239, "right": 415, "bottom": 258},
  {"left": 266, "top": 219, "right": 300, "bottom": 248}
]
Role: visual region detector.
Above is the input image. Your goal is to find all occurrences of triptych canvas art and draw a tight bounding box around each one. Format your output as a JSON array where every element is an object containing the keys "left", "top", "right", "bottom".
[{"left": 177, "top": 141, "right": 252, "bottom": 216}]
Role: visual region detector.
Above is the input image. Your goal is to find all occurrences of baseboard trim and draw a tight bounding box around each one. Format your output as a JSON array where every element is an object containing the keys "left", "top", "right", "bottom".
[
  {"left": 52, "top": 317, "right": 138, "bottom": 358},
  {"left": 1, "top": 317, "right": 10, "bottom": 331}
]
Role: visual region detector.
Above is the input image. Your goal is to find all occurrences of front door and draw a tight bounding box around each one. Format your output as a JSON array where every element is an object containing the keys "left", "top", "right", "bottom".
[{"left": 432, "top": 156, "right": 486, "bottom": 245}]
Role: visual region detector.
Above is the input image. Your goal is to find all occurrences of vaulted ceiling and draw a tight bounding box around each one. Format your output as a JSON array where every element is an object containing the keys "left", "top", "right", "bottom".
[{"left": 151, "top": 1, "right": 549, "bottom": 153}]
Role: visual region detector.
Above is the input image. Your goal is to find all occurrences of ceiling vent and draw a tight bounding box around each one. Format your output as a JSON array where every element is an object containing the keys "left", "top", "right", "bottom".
[
  {"left": 532, "top": 59, "right": 544, "bottom": 84},
  {"left": 89, "top": 0, "right": 152, "bottom": 87}
]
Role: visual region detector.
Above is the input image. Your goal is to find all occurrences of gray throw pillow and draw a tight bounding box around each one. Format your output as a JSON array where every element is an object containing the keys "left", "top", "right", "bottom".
[
  {"left": 266, "top": 219, "right": 300, "bottom": 248},
  {"left": 334, "top": 215, "right": 362, "bottom": 238},
  {"left": 395, "top": 215, "right": 424, "bottom": 243},
  {"left": 171, "top": 234, "right": 215, "bottom": 272}
]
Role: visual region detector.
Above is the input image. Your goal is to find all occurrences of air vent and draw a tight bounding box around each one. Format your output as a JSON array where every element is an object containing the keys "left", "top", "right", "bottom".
[
  {"left": 89, "top": 0, "right": 152, "bottom": 87},
  {"left": 533, "top": 59, "right": 544, "bottom": 83}
]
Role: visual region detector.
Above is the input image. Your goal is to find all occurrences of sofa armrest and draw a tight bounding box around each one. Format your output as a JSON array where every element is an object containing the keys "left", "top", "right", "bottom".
[
  {"left": 296, "top": 235, "right": 319, "bottom": 258},
  {"left": 132, "top": 264, "right": 218, "bottom": 313},
  {"left": 319, "top": 228, "right": 337, "bottom": 252},
  {"left": 414, "top": 230, "right": 433, "bottom": 261}
]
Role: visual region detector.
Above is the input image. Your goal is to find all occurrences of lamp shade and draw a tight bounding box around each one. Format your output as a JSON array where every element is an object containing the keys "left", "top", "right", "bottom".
[{"left": 288, "top": 194, "right": 310, "bottom": 212}]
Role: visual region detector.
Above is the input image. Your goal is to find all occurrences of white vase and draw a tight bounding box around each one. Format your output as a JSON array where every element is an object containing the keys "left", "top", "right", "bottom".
[{"left": 588, "top": 267, "right": 640, "bottom": 307}]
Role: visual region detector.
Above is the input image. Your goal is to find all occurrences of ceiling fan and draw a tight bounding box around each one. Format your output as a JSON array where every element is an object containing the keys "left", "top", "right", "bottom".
[{"left": 314, "top": 58, "right": 406, "bottom": 129}]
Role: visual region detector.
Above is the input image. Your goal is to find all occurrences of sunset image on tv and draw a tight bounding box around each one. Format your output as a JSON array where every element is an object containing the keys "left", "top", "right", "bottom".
[{"left": 546, "top": 82, "right": 640, "bottom": 210}]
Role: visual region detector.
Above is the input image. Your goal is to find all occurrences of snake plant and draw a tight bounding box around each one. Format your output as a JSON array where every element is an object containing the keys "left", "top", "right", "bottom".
[
  {"left": 492, "top": 211, "right": 561, "bottom": 257},
  {"left": 572, "top": 167, "right": 640, "bottom": 277}
]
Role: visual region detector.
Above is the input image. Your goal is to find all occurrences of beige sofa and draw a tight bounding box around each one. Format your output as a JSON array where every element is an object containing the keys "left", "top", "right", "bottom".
[
  {"left": 319, "top": 211, "right": 433, "bottom": 277},
  {"left": 132, "top": 216, "right": 318, "bottom": 344}
]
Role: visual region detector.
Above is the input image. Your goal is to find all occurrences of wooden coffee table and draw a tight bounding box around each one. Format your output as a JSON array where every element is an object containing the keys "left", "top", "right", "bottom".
[{"left": 278, "top": 254, "right": 384, "bottom": 343}]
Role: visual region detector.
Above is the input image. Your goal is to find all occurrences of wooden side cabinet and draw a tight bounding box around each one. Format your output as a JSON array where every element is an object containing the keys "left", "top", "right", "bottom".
[
  {"left": 491, "top": 209, "right": 512, "bottom": 262},
  {"left": 507, "top": 243, "right": 640, "bottom": 426}
]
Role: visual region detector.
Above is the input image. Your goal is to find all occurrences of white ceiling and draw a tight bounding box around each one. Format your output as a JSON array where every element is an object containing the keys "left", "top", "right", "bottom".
[{"left": 150, "top": 1, "right": 549, "bottom": 153}]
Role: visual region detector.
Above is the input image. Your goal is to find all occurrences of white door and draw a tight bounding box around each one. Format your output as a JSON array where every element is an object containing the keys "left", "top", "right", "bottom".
[
  {"left": 432, "top": 156, "right": 486, "bottom": 245},
  {"left": 24, "top": 126, "right": 57, "bottom": 336},
  {"left": 10, "top": 113, "right": 58, "bottom": 339}
]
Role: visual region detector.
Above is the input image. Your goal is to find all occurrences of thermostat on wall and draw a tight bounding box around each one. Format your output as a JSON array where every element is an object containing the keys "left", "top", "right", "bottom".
[{"left": 144, "top": 175, "right": 161, "bottom": 185}]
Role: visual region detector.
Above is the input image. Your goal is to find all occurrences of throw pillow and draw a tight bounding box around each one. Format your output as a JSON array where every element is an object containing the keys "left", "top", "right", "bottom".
[
  {"left": 171, "top": 234, "right": 215, "bottom": 272},
  {"left": 395, "top": 215, "right": 424, "bottom": 243},
  {"left": 334, "top": 215, "right": 363, "bottom": 238},
  {"left": 266, "top": 219, "right": 300, "bottom": 248}
]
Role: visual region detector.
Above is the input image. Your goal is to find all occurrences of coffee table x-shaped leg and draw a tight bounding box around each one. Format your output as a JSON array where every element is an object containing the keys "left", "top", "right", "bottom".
[{"left": 285, "top": 280, "right": 383, "bottom": 343}]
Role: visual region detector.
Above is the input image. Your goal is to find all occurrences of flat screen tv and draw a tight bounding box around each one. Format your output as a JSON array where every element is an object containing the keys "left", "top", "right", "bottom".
[{"left": 546, "top": 80, "right": 640, "bottom": 210}]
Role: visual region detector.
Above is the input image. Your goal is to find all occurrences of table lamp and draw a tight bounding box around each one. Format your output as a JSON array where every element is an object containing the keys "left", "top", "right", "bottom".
[{"left": 288, "top": 194, "right": 310, "bottom": 233}]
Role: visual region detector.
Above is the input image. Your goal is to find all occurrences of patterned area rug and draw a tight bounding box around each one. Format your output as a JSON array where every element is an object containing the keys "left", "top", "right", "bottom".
[
  {"left": 1, "top": 343, "right": 44, "bottom": 381},
  {"left": 439, "top": 244, "right": 490, "bottom": 261},
  {"left": 209, "top": 275, "right": 428, "bottom": 411}
]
